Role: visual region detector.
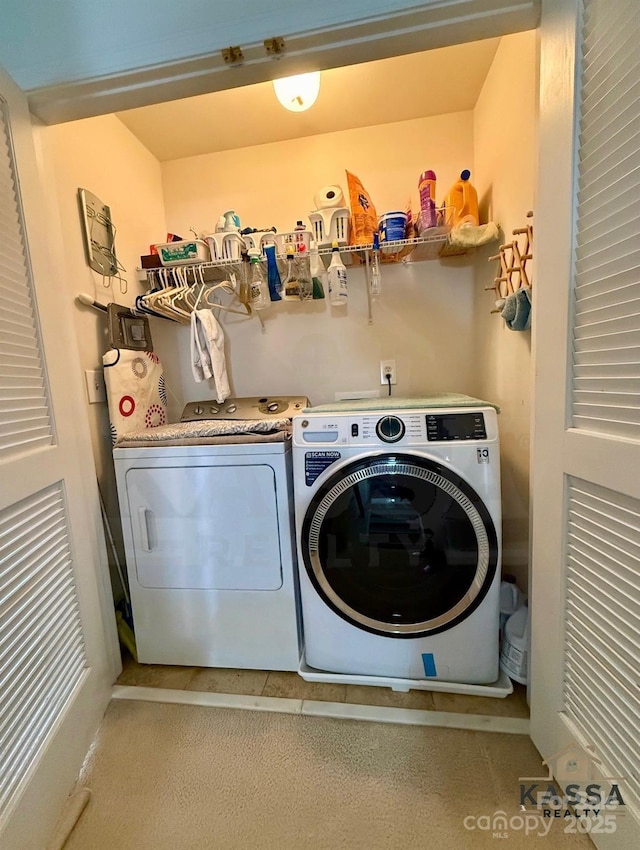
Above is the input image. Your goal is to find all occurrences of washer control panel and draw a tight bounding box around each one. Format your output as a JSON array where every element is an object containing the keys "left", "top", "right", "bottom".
[
  {"left": 426, "top": 411, "right": 486, "bottom": 441},
  {"left": 294, "top": 407, "right": 496, "bottom": 446}
]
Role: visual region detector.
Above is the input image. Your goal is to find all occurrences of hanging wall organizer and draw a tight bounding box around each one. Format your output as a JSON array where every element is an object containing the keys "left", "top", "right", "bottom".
[
  {"left": 488, "top": 212, "right": 533, "bottom": 330},
  {"left": 78, "top": 188, "right": 127, "bottom": 293}
]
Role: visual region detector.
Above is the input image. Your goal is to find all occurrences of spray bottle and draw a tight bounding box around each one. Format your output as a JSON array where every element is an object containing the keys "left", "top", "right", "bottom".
[
  {"left": 327, "top": 241, "right": 348, "bottom": 306},
  {"left": 248, "top": 248, "right": 269, "bottom": 310},
  {"left": 369, "top": 232, "right": 382, "bottom": 300}
]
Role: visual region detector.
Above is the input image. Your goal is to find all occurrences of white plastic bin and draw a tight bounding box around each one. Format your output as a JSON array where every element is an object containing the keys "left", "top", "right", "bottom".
[
  {"left": 204, "top": 232, "right": 244, "bottom": 261},
  {"left": 275, "top": 229, "right": 312, "bottom": 254},
  {"left": 309, "top": 208, "right": 350, "bottom": 248}
]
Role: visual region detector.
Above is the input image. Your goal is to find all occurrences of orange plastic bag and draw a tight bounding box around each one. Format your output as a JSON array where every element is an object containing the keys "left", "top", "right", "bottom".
[{"left": 346, "top": 170, "right": 378, "bottom": 245}]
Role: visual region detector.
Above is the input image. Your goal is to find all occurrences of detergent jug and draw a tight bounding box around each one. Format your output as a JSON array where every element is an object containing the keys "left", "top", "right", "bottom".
[{"left": 444, "top": 169, "right": 479, "bottom": 227}]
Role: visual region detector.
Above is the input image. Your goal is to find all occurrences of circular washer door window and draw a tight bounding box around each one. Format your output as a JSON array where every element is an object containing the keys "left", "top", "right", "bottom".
[{"left": 301, "top": 454, "right": 499, "bottom": 637}]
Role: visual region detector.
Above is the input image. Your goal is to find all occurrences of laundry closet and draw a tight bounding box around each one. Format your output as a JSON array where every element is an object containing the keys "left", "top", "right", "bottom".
[{"left": 37, "top": 31, "right": 536, "bottom": 630}]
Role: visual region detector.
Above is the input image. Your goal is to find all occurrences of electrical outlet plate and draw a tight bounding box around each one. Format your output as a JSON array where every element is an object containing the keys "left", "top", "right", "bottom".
[
  {"left": 85, "top": 369, "right": 106, "bottom": 404},
  {"left": 380, "top": 359, "right": 397, "bottom": 385}
]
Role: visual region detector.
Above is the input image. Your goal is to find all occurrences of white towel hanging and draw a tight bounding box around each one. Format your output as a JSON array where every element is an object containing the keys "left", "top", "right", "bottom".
[{"left": 190, "top": 309, "right": 230, "bottom": 402}]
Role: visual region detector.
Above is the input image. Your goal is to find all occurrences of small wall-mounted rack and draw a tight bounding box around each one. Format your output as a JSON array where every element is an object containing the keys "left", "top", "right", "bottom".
[
  {"left": 78, "top": 188, "right": 127, "bottom": 293},
  {"left": 487, "top": 212, "right": 533, "bottom": 312}
]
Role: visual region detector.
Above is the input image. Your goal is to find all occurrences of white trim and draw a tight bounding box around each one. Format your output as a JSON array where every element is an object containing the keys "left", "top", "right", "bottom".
[
  {"left": 111, "top": 685, "right": 530, "bottom": 735},
  {"left": 27, "top": 0, "right": 540, "bottom": 123}
]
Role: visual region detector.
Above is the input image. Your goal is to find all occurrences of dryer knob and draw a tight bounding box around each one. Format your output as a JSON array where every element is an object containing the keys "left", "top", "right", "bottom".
[
  {"left": 209, "top": 405, "right": 220, "bottom": 415},
  {"left": 376, "top": 415, "right": 405, "bottom": 443},
  {"left": 194, "top": 405, "right": 204, "bottom": 416},
  {"left": 226, "top": 404, "right": 237, "bottom": 413}
]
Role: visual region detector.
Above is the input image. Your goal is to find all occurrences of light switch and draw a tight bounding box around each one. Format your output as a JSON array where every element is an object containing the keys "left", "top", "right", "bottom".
[{"left": 85, "top": 369, "right": 106, "bottom": 404}]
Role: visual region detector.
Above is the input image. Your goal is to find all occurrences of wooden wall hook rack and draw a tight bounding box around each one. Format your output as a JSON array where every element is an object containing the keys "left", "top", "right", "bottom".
[{"left": 488, "top": 211, "right": 533, "bottom": 313}]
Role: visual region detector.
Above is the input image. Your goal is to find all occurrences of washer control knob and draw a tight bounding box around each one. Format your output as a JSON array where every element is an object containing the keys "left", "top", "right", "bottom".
[
  {"left": 267, "top": 402, "right": 280, "bottom": 412},
  {"left": 209, "top": 405, "right": 220, "bottom": 415},
  {"left": 376, "top": 415, "right": 405, "bottom": 443},
  {"left": 226, "top": 404, "right": 237, "bottom": 413},
  {"left": 193, "top": 405, "right": 204, "bottom": 416}
]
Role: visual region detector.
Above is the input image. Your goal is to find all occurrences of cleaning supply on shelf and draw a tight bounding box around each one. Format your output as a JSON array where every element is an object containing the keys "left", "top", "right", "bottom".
[
  {"left": 346, "top": 170, "right": 378, "bottom": 245},
  {"left": 264, "top": 244, "right": 282, "bottom": 301},
  {"left": 418, "top": 170, "right": 438, "bottom": 230},
  {"left": 327, "top": 241, "right": 348, "bottom": 306},
  {"left": 248, "top": 248, "right": 269, "bottom": 310},
  {"left": 369, "top": 232, "right": 382, "bottom": 300},
  {"left": 309, "top": 240, "right": 326, "bottom": 299},
  {"left": 282, "top": 245, "right": 300, "bottom": 301},
  {"left": 500, "top": 602, "right": 530, "bottom": 685},
  {"left": 378, "top": 211, "right": 407, "bottom": 244},
  {"left": 296, "top": 243, "right": 313, "bottom": 301},
  {"left": 443, "top": 170, "right": 479, "bottom": 227},
  {"left": 222, "top": 209, "right": 241, "bottom": 231}
]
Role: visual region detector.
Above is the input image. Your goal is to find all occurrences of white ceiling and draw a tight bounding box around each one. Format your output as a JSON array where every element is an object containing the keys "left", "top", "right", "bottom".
[{"left": 116, "top": 38, "right": 501, "bottom": 162}]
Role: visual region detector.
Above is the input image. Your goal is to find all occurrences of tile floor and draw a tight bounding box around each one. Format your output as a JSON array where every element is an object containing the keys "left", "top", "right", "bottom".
[{"left": 116, "top": 651, "right": 529, "bottom": 718}]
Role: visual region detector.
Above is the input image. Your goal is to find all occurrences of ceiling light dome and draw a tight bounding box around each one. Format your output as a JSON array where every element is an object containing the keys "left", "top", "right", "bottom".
[{"left": 273, "top": 72, "right": 320, "bottom": 112}]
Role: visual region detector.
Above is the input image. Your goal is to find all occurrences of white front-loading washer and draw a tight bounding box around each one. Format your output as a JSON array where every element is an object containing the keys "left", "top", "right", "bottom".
[
  {"left": 292, "top": 398, "right": 502, "bottom": 687},
  {"left": 114, "top": 396, "right": 307, "bottom": 670}
]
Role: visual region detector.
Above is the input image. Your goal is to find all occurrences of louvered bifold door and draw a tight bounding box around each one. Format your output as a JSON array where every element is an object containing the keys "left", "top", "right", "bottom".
[
  {"left": 0, "top": 64, "right": 115, "bottom": 850},
  {"left": 565, "top": 479, "right": 640, "bottom": 811},
  {"left": 571, "top": 0, "right": 640, "bottom": 438},
  {"left": 0, "top": 485, "right": 88, "bottom": 820},
  {"left": 0, "top": 97, "right": 53, "bottom": 458}
]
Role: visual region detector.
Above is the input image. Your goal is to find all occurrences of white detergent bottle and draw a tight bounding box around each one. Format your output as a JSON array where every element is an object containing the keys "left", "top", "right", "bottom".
[
  {"left": 500, "top": 602, "right": 530, "bottom": 685},
  {"left": 327, "top": 241, "right": 348, "bottom": 306}
]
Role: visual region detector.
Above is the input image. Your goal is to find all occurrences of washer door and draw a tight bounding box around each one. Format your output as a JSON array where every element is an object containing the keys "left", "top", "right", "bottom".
[{"left": 301, "top": 454, "right": 499, "bottom": 637}]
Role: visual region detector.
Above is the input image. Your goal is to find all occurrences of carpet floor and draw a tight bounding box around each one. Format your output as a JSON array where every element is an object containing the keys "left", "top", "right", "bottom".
[{"left": 63, "top": 699, "right": 592, "bottom": 849}]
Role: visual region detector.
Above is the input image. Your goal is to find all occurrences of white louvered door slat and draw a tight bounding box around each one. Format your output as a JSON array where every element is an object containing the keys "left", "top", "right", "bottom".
[
  {"left": 571, "top": 0, "right": 640, "bottom": 438},
  {"left": 532, "top": 2, "right": 640, "bottom": 847},
  {"left": 0, "top": 64, "right": 115, "bottom": 850},
  {"left": 0, "top": 97, "right": 52, "bottom": 459}
]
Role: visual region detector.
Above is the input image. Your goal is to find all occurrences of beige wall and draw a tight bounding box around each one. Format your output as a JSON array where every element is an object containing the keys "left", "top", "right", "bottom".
[
  {"left": 37, "top": 114, "right": 167, "bottom": 596},
  {"left": 161, "top": 111, "right": 478, "bottom": 407},
  {"left": 472, "top": 30, "right": 537, "bottom": 590},
  {"left": 41, "top": 32, "right": 537, "bottom": 599}
]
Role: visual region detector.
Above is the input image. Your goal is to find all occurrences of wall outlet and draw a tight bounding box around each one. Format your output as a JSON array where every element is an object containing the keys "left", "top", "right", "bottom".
[
  {"left": 380, "top": 359, "right": 397, "bottom": 385},
  {"left": 85, "top": 369, "right": 106, "bottom": 404}
]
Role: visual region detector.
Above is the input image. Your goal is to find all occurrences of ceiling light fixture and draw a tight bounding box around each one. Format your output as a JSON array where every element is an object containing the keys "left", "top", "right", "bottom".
[{"left": 273, "top": 72, "right": 320, "bottom": 112}]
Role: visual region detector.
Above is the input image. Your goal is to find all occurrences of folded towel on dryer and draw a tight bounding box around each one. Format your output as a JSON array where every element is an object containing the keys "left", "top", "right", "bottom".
[{"left": 190, "top": 308, "right": 230, "bottom": 401}]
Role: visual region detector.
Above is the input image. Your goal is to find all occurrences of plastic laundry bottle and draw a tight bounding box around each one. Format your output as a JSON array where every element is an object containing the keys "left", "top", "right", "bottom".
[
  {"left": 248, "top": 248, "right": 269, "bottom": 310},
  {"left": 418, "top": 169, "right": 437, "bottom": 230},
  {"left": 443, "top": 169, "right": 479, "bottom": 227},
  {"left": 327, "top": 241, "right": 348, "bottom": 306},
  {"left": 500, "top": 603, "right": 530, "bottom": 685}
]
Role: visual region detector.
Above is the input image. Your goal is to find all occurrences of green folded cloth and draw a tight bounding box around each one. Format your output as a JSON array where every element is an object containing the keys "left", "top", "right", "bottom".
[{"left": 305, "top": 394, "right": 500, "bottom": 413}]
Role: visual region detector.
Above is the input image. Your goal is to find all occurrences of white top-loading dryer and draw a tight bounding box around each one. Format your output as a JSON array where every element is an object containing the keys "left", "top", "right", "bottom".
[{"left": 114, "top": 396, "right": 307, "bottom": 670}]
